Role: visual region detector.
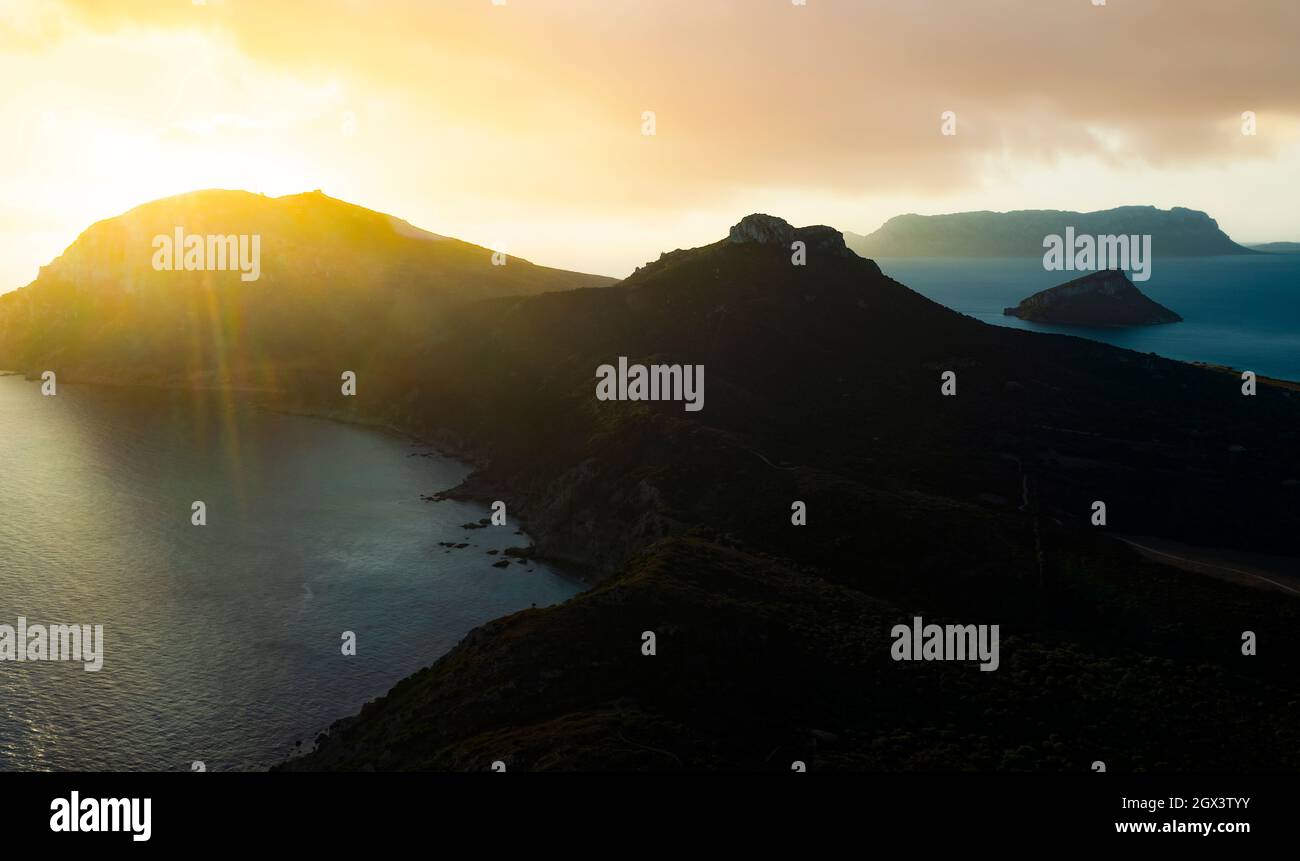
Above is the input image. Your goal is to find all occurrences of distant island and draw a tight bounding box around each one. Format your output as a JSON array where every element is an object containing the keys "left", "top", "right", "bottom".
[
  {"left": 1248, "top": 242, "right": 1300, "bottom": 254},
  {"left": 845, "top": 206, "right": 1255, "bottom": 258},
  {"left": 1003, "top": 270, "right": 1183, "bottom": 327}
]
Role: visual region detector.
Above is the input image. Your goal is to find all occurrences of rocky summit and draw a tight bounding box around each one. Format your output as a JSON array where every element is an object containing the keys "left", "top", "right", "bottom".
[
  {"left": 728, "top": 214, "right": 855, "bottom": 258},
  {"left": 729, "top": 213, "right": 797, "bottom": 245}
]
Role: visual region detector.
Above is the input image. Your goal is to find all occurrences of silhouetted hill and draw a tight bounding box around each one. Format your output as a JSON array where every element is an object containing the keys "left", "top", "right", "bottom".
[
  {"left": 261, "top": 213, "right": 1297, "bottom": 771},
  {"left": 0, "top": 189, "right": 615, "bottom": 385},
  {"left": 845, "top": 206, "right": 1254, "bottom": 258},
  {"left": 1004, "top": 270, "right": 1183, "bottom": 326},
  {"left": 308, "top": 214, "right": 1295, "bottom": 568}
]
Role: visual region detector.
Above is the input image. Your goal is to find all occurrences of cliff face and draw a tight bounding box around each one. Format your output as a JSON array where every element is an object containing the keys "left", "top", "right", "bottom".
[
  {"left": 1003, "top": 270, "right": 1183, "bottom": 326},
  {"left": 729, "top": 213, "right": 858, "bottom": 260},
  {"left": 846, "top": 206, "right": 1255, "bottom": 258}
]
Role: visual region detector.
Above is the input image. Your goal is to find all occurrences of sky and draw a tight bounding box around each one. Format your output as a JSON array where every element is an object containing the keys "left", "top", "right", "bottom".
[{"left": 1, "top": 0, "right": 1298, "bottom": 290}]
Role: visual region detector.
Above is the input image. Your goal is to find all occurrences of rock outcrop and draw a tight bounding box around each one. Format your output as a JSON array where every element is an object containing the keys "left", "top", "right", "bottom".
[
  {"left": 729, "top": 213, "right": 797, "bottom": 246},
  {"left": 728, "top": 214, "right": 856, "bottom": 259},
  {"left": 1003, "top": 269, "right": 1182, "bottom": 326}
]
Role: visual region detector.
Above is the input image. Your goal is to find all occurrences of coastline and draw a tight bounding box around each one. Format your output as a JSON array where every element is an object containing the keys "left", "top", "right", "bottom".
[
  {"left": 8, "top": 345, "right": 1297, "bottom": 770},
  {"left": 0, "top": 371, "right": 593, "bottom": 770},
  {"left": 266, "top": 402, "right": 614, "bottom": 586},
  {"left": 0, "top": 370, "right": 619, "bottom": 584},
  {"left": 5, "top": 358, "right": 1295, "bottom": 587},
  {"left": 261, "top": 404, "right": 606, "bottom": 771},
  {"left": 1184, "top": 360, "right": 1300, "bottom": 392}
]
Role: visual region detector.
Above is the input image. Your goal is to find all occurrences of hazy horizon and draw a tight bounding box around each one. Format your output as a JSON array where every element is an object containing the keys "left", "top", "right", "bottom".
[
  {"left": 3, "top": 0, "right": 1299, "bottom": 290},
  {"left": 4, "top": 188, "right": 1279, "bottom": 294}
]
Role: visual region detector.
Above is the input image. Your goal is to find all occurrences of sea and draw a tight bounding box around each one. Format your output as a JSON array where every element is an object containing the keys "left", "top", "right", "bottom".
[
  {"left": 0, "top": 379, "right": 578, "bottom": 770},
  {"left": 877, "top": 254, "right": 1300, "bottom": 382}
]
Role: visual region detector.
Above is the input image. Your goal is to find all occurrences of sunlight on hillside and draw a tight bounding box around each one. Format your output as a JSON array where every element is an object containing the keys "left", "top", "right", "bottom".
[{"left": 3, "top": 0, "right": 1299, "bottom": 291}]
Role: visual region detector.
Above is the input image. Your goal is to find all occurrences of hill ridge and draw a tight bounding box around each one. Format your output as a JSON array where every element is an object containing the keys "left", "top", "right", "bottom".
[{"left": 845, "top": 205, "right": 1255, "bottom": 258}]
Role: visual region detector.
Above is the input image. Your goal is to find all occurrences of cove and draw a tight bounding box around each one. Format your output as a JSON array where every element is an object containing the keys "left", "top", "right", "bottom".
[{"left": 0, "top": 377, "right": 579, "bottom": 770}]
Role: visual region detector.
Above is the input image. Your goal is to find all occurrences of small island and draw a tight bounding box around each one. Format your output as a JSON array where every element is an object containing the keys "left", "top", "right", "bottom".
[{"left": 1003, "top": 269, "right": 1182, "bottom": 327}]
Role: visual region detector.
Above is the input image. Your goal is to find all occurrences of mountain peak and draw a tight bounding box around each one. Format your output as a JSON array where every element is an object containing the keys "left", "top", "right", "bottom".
[
  {"left": 727, "top": 214, "right": 853, "bottom": 258},
  {"left": 729, "top": 213, "right": 796, "bottom": 245}
]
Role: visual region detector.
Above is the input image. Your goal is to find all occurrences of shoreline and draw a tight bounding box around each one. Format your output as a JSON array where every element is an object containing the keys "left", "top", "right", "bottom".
[
  {"left": 6, "top": 351, "right": 1295, "bottom": 769},
  {"left": 0, "top": 372, "right": 594, "bottom": 770},
  {"left": 261, "top": 404, "right": 601, "bottom": 770},
  {"left": 1183, "top": 361, "right": 1300, "bottom": 392},
  {"left": 0, "top": 371, "right": 617, "bottom": 584},
  {"left": 263, "top": 402, "right": 611, "bottom": 587}
]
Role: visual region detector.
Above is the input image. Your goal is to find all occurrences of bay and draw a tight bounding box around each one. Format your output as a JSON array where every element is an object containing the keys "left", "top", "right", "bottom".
[{"left": 0, "top": 377, "right": 578, "bottom": 771}]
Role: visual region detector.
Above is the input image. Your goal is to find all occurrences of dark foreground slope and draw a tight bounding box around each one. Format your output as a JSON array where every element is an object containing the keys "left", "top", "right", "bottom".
[
  {"left": 275, "top": 215, "right": 1299, "bottom": 771},
  {"left": 283, "top": 536, "right": 1298, "bottom": 771}
]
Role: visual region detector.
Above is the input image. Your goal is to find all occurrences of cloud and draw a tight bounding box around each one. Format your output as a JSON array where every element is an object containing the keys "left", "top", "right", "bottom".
[
  {"left": 51, "top": 0, "right": 1300, "bottom": 199},
  {"left": 1, "top": 0, "right": 1296, "bottom": 284}
]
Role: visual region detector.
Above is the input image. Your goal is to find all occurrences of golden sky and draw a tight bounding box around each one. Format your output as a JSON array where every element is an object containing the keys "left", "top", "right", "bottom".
[{"left": 2, "top": 0, "right": 1299, "bottom": 289}]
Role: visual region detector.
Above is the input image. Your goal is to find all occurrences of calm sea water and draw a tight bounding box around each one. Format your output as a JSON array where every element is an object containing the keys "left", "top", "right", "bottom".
[
  {"left": 0, "top": 377, "right": 578, "bottom": 771},
  {"left": 878, "top": 255, "right": 1300, "bottom": 382}
]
